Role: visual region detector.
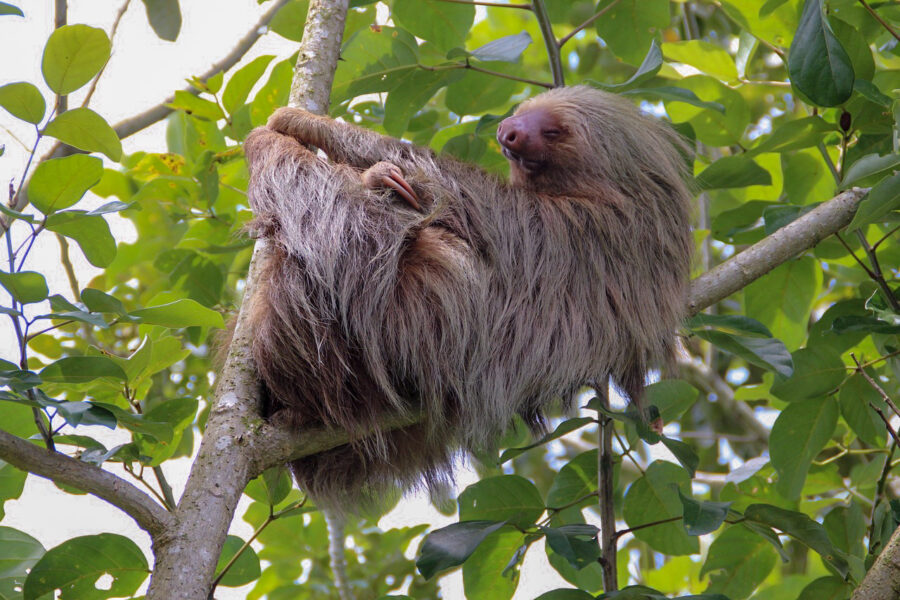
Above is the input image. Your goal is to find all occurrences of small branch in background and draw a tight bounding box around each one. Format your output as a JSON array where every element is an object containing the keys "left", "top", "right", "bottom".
[
  {"left": 851, "top": 353, "right": 900, "bottom": 421},
  {"left": 855, "top": 230, "right": 900, "bottom": 312},
  {"left": 153, "top": 465, "right": 177, "bottom": 510},
  {"left": 0, "top": 428, "right": 173, "bottom": 537},
  {"left": 818, "top": 142, "right": 841, "bottom": 185},
  {"left": 465, "top": 63, "right": 553, "bottom": 88},
  {"left": 868, "top": 443, "right": 897, "bottom": 543},
  {"left": 557, "top": 0, "right": 622, "bottom": 48},
  {"left": 595, "top": 377, "right": 618, "bottom": 591},
  {"left": 857, "top": 0, "right": 900, "bottom": 43},
  {"left": 81, "top": 0, "right": 133, "bottom": 109},
  {"left": 873, "top": 224, "right": 900, "bottom": 251},
  {"left": 435, "top": 0, "right": 532, "bottom": 8},
  {"left": 531, "top": 0, "right": 565, "bottom": 87},
  {"left": 614, "top": 516, "right": 683, "bottom": 540},
  {"left": 835, "top": 232, "right": 878, "bottom": 280},
  {"left": 56, "top": 234, "right": 81, "bottom": 301},
  {"left": 54, "top": 0, "right": 67, "bottom": 114},
  {"left": 112, "top": 0, "right": 291, "bottom": 140}
]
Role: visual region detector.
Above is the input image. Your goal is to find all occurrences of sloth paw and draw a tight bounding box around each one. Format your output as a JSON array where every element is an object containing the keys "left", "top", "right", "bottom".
[{"left": 362, "top": 161, "right": 422, "bottom": 211}]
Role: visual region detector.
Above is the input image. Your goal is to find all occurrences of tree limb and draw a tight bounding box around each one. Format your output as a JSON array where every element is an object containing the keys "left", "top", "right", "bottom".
[
  {"left": 0, "top": 428, "right": 173, "bottom": 539},
  {"left": 852, "top": 523, "right": 900, "bottom": 600},
  {"left": 687, "top": 188, "right": 867, "bottom": 315},
  {"left": 112, "top": 0, "right": 292, "bottom": 140}
]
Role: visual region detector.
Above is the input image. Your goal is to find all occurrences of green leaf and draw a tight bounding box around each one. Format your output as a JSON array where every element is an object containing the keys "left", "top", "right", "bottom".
[
  {"left": 769, "top": 397, "right": 838, "bottom": 500},
  {"left": 645, "top": 380, "right": 699, "bottom": 423},
  {"left": 661, "top": 437, "right": 699, "bottom": 477},
  {"left": 81, "top": 288, "right": 128, "bottom": 316},
  {"left": 168, "top": 90, "right": 224, "bottom": 121},
  {"left": 744, "top": 257, "right": 819, "bottom": 351},
  {"left": 847, "top": 172, "right": 900, "bottom": 230},
  {"left": 0, "top": 526, "right": 44, "bottom": 599},
  {"left": 595, "top": 0, "right": 670, "bottom": 65},
  {"left": 546, "top": 450, "right": 597, "bottom": 508},
  {"left": 743, "top": 503, "right": 849, "bottom": 577},
  {"left": 446, "top": 63, "right": 517, "bottom": 115},
  {"left": 746, "top": 116, "right": 833, "bottom": 156},
  {"left": 852, "top": 79, "right": 892, "bottom": 107},
  {"left": 214, "top": 535, "right": 261, "bottom": 587},
  {"left": 841, "top": 153, "right": 900, "bottom": 189},
  {"left": 823, "top": 502, "right": 865, "bottom": 558},
  {"left": 131, "top": 299, "right": 224, "bottom": 329},
  {"left": 384, "top": 69, "right": 460, "bottom": 136},
  {"left": 677, "top": 490, "right": 731, "bottom": 536},
  {"left": 45, "top": 211, "right": 117, "bottom": 267},
  {"left": 787, "top": 0, "right": 854, "bottom": 107},
  {"left": 331, "top": 27, "right": 418, "bottom": 103},
  {"left": 798, "top": 576, "right": 853, "bottom": 600},
  {"left": 663, "top": 40, "right": 737, "bottom": 81},
  {"left": 0, "top": 462, "right": 27, "bottom": 516},
  {"left": 23, "top": 533, "right": 148, "bottom": 599},
  {"left": 534, "top": 590, "right": 595, "bottom": 600},
  {"left": 0, "top": 271, "right": 48, "bottom": 304},
  {"left": 470, "top": 32, "right": 532, "bottom": 62},
  {"left": 696, "top": 156, "right": 772, "bottom": 190},
  {"left": 43, "top": 107, "right": 122, "bottom": 161},
  {"left": 623, "top": 461, "right": 698, "bottom": 555},
  {"left": 692, "top": 330, "right": 793, "bottom": 377},
  {"left": 700, "top": 525, "right": 778, "bottom": 600},
  {"left": 40, "top": 356, "right": 126, "bottom": 383},
  {"left": 540, "top": 524, "right": 600, "bottom": 570},
  {"left": 0, "top": 2, "right": 23, "bottom": 16},
  {"left": 459, "top": 475, "right": 543, "bottom": 528},
  {"left": 462, "top": 527, "right": 522, "bottom": 600},
  {"left": 222, "top": 55, "right": 274, "bottom": 115},
  {"left": 27, "top": 155, "right": 103, "bottom": 214},
  {"left": 687, "top": 313, "right": 773, "bottom": 338},
  {"left": 499, "top": 417, "right": 593, "bottom": 463},
  {"left": 41, "top": 25, "right": 111, "bottom": 95},
  {"left": 0, "top": 82, "right": 45, "bottom": 124},
  {"left": 839, "top": 371, "right": 886, "bottom": 446},
  {"left": 770, "top": 347, "right": 845, "bottom": 402},
  {"left": 141, "top": 0, "right": 181, "bottom": 41},
  {"left": 833, "top": 315, "right": 900, "bottom": 335},
  {"left": 269, "top": 0, "right": 310, "bottom": 42},
  {"left": 623, "top": 86, "right": 726, "bottom": 113},
  {"left": 393, "top": 0, "right": 474, "bottom": 53},
  {"left": 588, "top": 40, "right": 662, "bottom": 91},
  {"left": 417, "top": 520, "right": 507, "bottom": 580}
]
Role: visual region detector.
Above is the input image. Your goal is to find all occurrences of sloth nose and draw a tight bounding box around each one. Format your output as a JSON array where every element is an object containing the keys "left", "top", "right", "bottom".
[{"left": 497, "top": 119, "right": 526, "bottom": 153}]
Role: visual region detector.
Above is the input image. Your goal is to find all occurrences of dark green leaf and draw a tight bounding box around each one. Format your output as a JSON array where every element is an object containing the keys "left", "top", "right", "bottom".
[
  {"left": 677, "top": 489, "right": 731, "bottom": 535},
  {"left": 696, "top": 155, "right": 772, "bottom": 190},
  {"left": 27, "top": 155, "right": 103, "bottom": 214},
  {"left": 839, "top": 370, "right": 887, "bottom": 446},
  {"left": 540, "top": 524, "right": 600, "bottom": 570},
  {"left": 787, "top": 0, "right": 854, "bottom": 106},
  {"left": 41, "top": 25, "right": 111, "bottom": 95},
  {"left": 40, "top": 356, "right": 126, "bottom": 383},
  {"left": 130, "top": 299, "right": 224, "bottom": 328},
  {"left": 763, "top": 204, "right": 816, "bottom": 234},
  {"left": 770, "top": 398, "right": 838, "bottom": 499},
  {"left": 446, "top": 64, "right": 517, "bottom": 115},
  {"left": 0, "top": 526, "right": 44, "bottom": 599},
  {"left": 744, "top": 503, "right": 849, "bottom": 577},
  {"left": 692, "top": 330, "right": 793, "bottom": 377},
  {"left": 214, "top": 535, "right": 260, "bottom": 587},
  {"left": 623, "top": 86, "right": 726, "bottom": 113},
  {"left": 823, "top": 502, "right": 865, "bottom": 558},
  {"left": 140, "top": 0, "right": 181, "bottom": 41},
  {"left": 0, "top": 271, "right": 48, "bottom": 304},
  {"left": 847, "top": 172, "right": 900, "bottom": 230},
  {"left": 623, "top": 461, "right": 698, "bottom": 555},
  {"left": 393, "top": 0, "right": 474, "bottom": 53},
  {"left": 645, "top": 380, "right": 699, "bottom": 423},
  {"left": 770, "top": 347, "right": 845, "bottom": 402},
  {"left": 546, "top": 450, "right": 597, "bottom": 508},
  {"left": 660, "top": 437, "right": 699, "bottom": 477},
  {"left": 0, "top": 369, "right": 41, "bottom": 391},
  {"left": 687, "top": 313, "right": 773, "bottom": 338},
  {"left": 384, "top": 69, "right": 459, "bottom": 136},
  {"left": 588, "top": 40, "right": 662, "bottom": 91},
  {"left": 832, "top": 315, "right": 900, "bottom": 335},
  {"left": 470, "top": 32, "right": 532, "bottom": 62},
  {"left": 700, "top": 525, "right": 778, "bottom": 599},
  {"left": 222, "top": 55, "right": 274, "bottom": 115},
  {"left": 746, "top": 116, "right": 833, "bottom": 156},
  {"left": 417, "top": 520, "right": 507, "bottom": 579},
  {"left": 0, "top": 82, "right": 45, "bottom": 124},
  {"left": 853, "top": 79, "right": 892, "bottom": 107},
  {"left": 0, "top": 2, "right": 23, "bottom": 16},
  {"left": 81, "top": 289, "right": 128, "bottom": 316},
  {"left": 458, "top": 475, "right": 543, "bottom": 528},
  {"left": 595, "top": 0, "right": 670, "bottom": 65},
  {"left": 43, "top": 107, "right": 122, "bottom": 161},
  {"left": 534, "top": 590, "right": 596, "bottom": 600},
  {"left": 45, "top": 211, "right": 116, "bottom": 267},
  {"left": 797, "top": 576, "right": 853, "bottom": 600},
  {"left": 24, "top": 533, "right": 148, "bottom": 599},
  {"left": 841, "top": 153, "right": 900, "bottom": 189}
]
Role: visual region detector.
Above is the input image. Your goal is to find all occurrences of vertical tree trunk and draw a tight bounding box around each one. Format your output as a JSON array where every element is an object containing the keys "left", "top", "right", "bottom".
[{"left": 144, "top": 2, "right": 349, "bottom": 598}]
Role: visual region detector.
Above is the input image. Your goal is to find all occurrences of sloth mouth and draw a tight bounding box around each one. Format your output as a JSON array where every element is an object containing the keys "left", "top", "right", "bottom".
[{"left": 501, "top": 147, "right": 545, "bottom": 172}]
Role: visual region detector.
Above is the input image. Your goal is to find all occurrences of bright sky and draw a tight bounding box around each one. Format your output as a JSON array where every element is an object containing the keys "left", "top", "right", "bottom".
[{"left": 0, "top": 2, "right": 570, "bottom": 598}]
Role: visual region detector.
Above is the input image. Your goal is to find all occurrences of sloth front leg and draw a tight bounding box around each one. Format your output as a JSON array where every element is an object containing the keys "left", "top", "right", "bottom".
[{"left": 362, "top": 161, "right": 422, "bottom": 212}]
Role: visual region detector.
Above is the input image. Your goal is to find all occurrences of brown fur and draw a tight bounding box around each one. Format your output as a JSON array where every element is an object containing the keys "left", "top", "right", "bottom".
[{"left": 242, "top": 86, "right": 693, "bottom": 512}]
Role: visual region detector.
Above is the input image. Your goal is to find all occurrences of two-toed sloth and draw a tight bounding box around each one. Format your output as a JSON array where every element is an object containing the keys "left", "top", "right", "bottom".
[{"left": 243, "top": 85, "right": 693, "bottom": 511}]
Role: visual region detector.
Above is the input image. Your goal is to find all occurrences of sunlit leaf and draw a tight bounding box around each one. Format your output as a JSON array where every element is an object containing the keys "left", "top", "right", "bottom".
[
  {"left": 41, "top": 25, "right": 111, "bottom": 95},
  {"left": 43, "top": 107, "right": 122, "bottom": 161},
  {"left": 0, "top": 82, "right": 45, "bottom": 124}
]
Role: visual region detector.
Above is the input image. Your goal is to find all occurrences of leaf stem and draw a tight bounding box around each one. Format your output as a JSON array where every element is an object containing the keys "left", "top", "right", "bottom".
[
  {"left": 558, "top": 0, "right": 622, "bottom": 48},
  {"left": 857, "top": 0, "right": 900, "bottom": 42},
  {"left": 434, "top": 0, "right": 532, "bottom": 8},
  {"left": 531, "top": 0, "right": 564, "bottom": 86}
]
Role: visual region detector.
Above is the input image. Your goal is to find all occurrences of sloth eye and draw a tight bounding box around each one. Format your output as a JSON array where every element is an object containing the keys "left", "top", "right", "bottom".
[{"left": 542, "top": 129, "right": 562, "bottom": 140}]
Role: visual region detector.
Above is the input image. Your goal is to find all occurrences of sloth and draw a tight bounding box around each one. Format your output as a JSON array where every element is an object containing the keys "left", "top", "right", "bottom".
[{"left": 242, "top": 85, "right": 693, "bottom": 511}]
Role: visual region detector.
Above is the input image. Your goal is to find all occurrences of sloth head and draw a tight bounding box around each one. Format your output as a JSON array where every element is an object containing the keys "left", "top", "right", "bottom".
[{"left": 497, "top": 85, "right": 690, "bottom": 203}]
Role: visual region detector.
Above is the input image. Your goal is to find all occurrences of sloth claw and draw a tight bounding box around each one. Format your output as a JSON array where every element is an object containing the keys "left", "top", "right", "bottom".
[{"left": 363, "top": 161, "right": 422, "bottom": 211}]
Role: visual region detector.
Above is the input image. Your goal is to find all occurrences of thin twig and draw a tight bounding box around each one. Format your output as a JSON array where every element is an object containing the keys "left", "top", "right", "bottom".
[
  {"left": 614, "top": 516, "right": 683, "bottom": 540},
  {"left": 558, "top": 0, "right": 622, "bottom": 48},
  {"left": 818, "top": 142, "right": 841, "bottom": 185},
  {"left": 873, "top": 224, "right": 900, "bottom": 251},
  {"left": 852, "top": 353, "right": 900, "bottom": 421},
  {"left": 596, "top": 378, "right": 618, "bottom": 591},
  {"left": 434, "top": 0, "right": 532, "bottom": 8},
  {"left": 466, "top": 63, "right": 554, "bottom": 88},
  {"left": 81, "top": 0, "right": 132, "bottom": 108},
  {"left": 858, "top": 0, "right": 900, "bottom": 42},
  {"left": 153, "top": 465, "right": 177, "bottom": 510},
  {"left": 835, "top": 232, "right": 878, "bottom": 279},
  {"left": 531, "top": 0, "right": 564, "bottom": 86},
  {"left": 56, "top": 234, "right": 80, "bottom": 300},
  {"left": 855, "top": 230, "right": 900, "bottom": 312}
]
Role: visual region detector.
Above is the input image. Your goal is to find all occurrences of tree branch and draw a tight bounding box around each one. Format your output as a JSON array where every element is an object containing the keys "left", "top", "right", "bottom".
[
  {"left": 0, "top": 428, "right": 173, "bottom": 539},
  {"left": 688, "top": 187, "right": 867, "bottom": 315},
  {"left": 112, "top": 0, "right": 291, "bottom": 140},
  {"left": 531, "top": 0, "right": 564, "bottom": 87},
  {"left": 852, "top": 522, "right": 900, "bottom": 600}
]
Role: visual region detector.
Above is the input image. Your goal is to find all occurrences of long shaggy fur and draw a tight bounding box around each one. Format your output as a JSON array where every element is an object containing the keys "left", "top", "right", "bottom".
[{"left": 243, "top": 85, "right": 693, "bottom": 511}]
